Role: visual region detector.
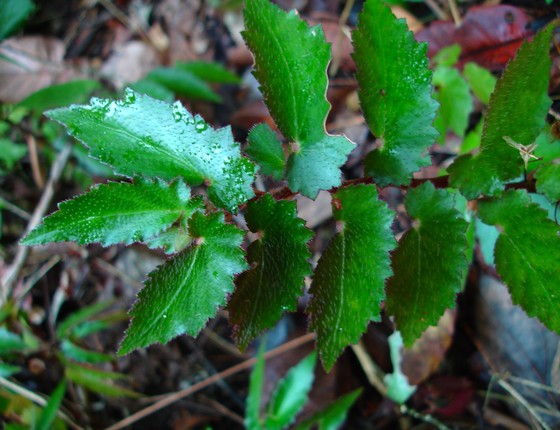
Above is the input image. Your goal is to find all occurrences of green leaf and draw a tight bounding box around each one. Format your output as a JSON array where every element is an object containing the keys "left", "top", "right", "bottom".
[
  {"left": 433, "top": 66, "right": 472, "bottom": 144},
  {"left": 46, "top": 90, "right": 256, "bottom": 212},
  {"left": 64, "top": 361, "right": 139, "bottom": 397},
  {"left": 463, "top": 62, "right": 496, "bottom": 105},
  {"left": 243, "top": 0, "right": 354, "bottom": 198},
  {"left": 60, "top": 340, "right": 114, "bottom": 364},
  {"left": 448, "top": 24, "right": 553, "bottom": 199},
  {"left": 459, "top": 119, "right": 483, "bottom": 154},
  {"left": 175, "top": 61, "right": 241, "bottom": 84},
  {"left": 384, "top": 331, "right": 416, "bottom": 404},
  {"left": 0, "top": 362, "right": 20, "bottom": 377},
  {"left": 56, "top": 300, "right": 113, "bottom": 339},
  {"left": 119, "top": 212, "right": 246, "bottom": 354},
  {"left": 22, "top": 178, "right": 199, "bottom": 246},
  {"left": 229, "top": 194, "right": 312, "bottom": 349},
  {"left": 0, "top": 138, "right": 27, "bottom": 172},
  {"left": 386, "top": 182, "right": 469, "bottom": 347},
  {"left": 128, "top": 78, "right": 174, "bottom": 103},
  {"left": 535, "top": 162, "right": 560, "bottom": 202},
  {"left": 245, "top": 342, "right": 265, "bottom": 430},
  {"left": 147, "top": 67, "right": 222, "bottom": 103},
  {"left": 294, "top": 389, "right": 361, "bottom": 430},
  {"left": 0, "top": 328, "right": 27, "bottom": 355},
  {"left": 353, "top": 0, "right": 438, "bottom": 186},
  {"left": 308, "top": 185, "right": 396, "bottom": 370},
  {"left": 265, "top": 352, "right": 316, "bottom": 430},
  {"left": 36, "top": 380, "right": 66, "bottom": 430},
  {"left": 245, "top": 123, "right": 285, "bottom": 180},
  {"left": 17, "top": 80, "right": 101, "bottom": 113},
  {"left": 0, "top": 0, "right": 35, "bottom": 40},
  {"left": 143, "top": 224, "right": 191, "bottom": 254},
  {"left": 432, "top": 44, "right": 461, "bottom": 67},
  {"left": 477, "top": 190, "right": 560, "bottom": 333}
]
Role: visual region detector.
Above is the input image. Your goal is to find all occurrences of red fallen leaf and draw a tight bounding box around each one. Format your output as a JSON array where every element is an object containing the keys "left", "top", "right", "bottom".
[
  {"left": 416, "top": 5, "right": 533, "bottom": 71},
  {"left": 415, "top": 375, "right": 475, "bottom": 417}
]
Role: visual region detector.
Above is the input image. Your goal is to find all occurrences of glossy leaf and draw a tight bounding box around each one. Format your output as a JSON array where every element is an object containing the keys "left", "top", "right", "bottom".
[
  {"left": 147, "top": 67, "right": 222, "bottom": 102},
  {"left": 265, "top": 352, "right": 316, "bottom": 430},
  {"left": 0, "top": 0, "right": 34, "bottom": 40},
  {"left": 386, "top": 182, "right": 469, "bottom": 347},
  {"left": 119, "top": 212, "right": 246, "bottom": 354},
  {"left": 176, "top": 61, "right": 241, "bottom": 84},
  {"left": 46, "top": 90, "right": 256, "bottom": 212},
  {"left": 294, "top": 389, "right": 361, "bottom": 430},
  {"left": 243, "top": 0, "right": 354, "bottom": 198},
  {"left": 245, "top": 123, "right": 285, "bottom": 180},
  {"left": 535, "top": 162, "right": 560, "bottom": 202},
  {"left": 245, "top": 342, "right": 266, "bottom": 430},
  {"left": 477, "top": 190, "right": 560, "bottom": 333},
  {"left": 308, "top": 185, "right": 396, "bottom": 370},
  {"left": 448, "top": 24, "right": 553, "bottom": 199},
  {"left": 17, "top": 80, "right": 101, "bottom": 112},
  {"left": 229, "top": 194, "right": 312, "bottom": 348},
  {"left": 353, "top": 0, "right": 438, "bottom": 186},
  {"left": 22, "top": 178, "right": 199, "bottom": 246},
  {"left": 36, "top": 380, "right": 66, "bottom": 430}
]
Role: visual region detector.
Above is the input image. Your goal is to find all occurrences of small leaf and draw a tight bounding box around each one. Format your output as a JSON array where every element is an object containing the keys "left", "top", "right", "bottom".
[
  {"left": 64, "top": 362, "right": 139, "bottom": 397},
  {"left": 384, "top": 331, "right": 416, "bottom": 404},
  {"left": 0, "top": 328, "right": 27, "bottom": 355},
  {"left": 477, "top": 190, "right": 560, "bottom": 333},
  {"left": 36, "top": 380, "right": 66, "bottom": 430},
  {"left": 535, "top": 162, "right": 560, "bottom": 202},
  {"left": 46, "top": 90, "right": 256, "bottom": 212},
  {"left": 448, "top": 24, "right": 553, "bottom": 199},
  {"left": 245, "top": 342, "right": 266, "bottom": 430},
  {"left": 119, "top": 212, "right": 246, "bottom": 354},
  {"left": 147, "top": 67, "right": 222, "bottom": 102},
  {"left": 463, "top": 62, "right": 496, "bottom": 105},
  {"left": 0, "top": 138, "right": 27, "bottom": 172},
  {"left": 17, "top": 80, "right": 101, "bottom": 113},
  {"left": 245, "top": 123, "right": 285, "bottom": 180},
  {"left": 0, "top": 0, "right": 35, "bottom": 40},
  {"left": 386, "top": 182, "right": 469, "bottom": 347},
  {"left": 60, "top": 340, "right": 114, "bottom": 364},
  {"left": 308, "top": 185, "right": 396, "bottom": 370},
  {"left": 56, "top": 300, "right": 114, "bottom": 339},
  {"left": 353, "top": 0, "right": 438, "bottom": 186},
  {"left": 229, "top": 194, "right": 312, "bottom": 348},
  {"left": 128, "top": 78, "right": 174, "bottom": 103},
  {"left": 22, "top": 178, "right": 198, "bottom": 246},
  {"left": 0, "top": 362, "right": 21, "bottom": 377},
  {"left": 175, "top": 61, "right": 241, "bottom": 84},
  {"left": 143, "top": 225, "right": 191, "bottom": 254},
  {"left": 243, "top": 0, "right": 354, "bottom": 198},
  {"left": 294, "top": 389, "right": 361, "bottom": 430},
  {"left": 265, "top": 352, "right": 316, "bottom": 430}
]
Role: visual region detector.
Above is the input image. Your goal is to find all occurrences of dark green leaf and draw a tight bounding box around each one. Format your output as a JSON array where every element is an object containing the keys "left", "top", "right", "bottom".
[
  {"left": 128, "top": 78, "right": 174, "bottom": 103},
  {"left": 46, "top": 90, "right": 256, "bottom": 212},
  {"left": 175, "top": 61, "right": 241, "bottom": 84},
  {"left": 294, "top": 389, "right": 361, "bottom": 430},
  {"left": 245, "top": 123, "right": 285, "bottom": 180},
  {"left": 243, "top": 0, "right": 354, "bottom": 198},
  {"left": 22, "top": 178, "right": 200, "bottom": 246},
  {"left": 36, "top": 380, "right": 66, "bottom": 430},
  {"left": 265, "top": 352, "right": 316, "bottom": 430},
  {"left": 148, "top": 67, "right": 222, "bottom": 102},
  {"left": 478, "top": 190, "right": 560, "bottom": 333},
  {"left": 308, "top": 185, "right": 396, "bottom": 370},
  {"left": 119, "top": 212, "right": 246, "bottom": 354},
  {"left": 433, "top": 66, "right": 472, "bottom": 143},
  {"left": 448, "top": 25, "right": 553, "bottom": 199},
  {"left": 353, "top": 0, "right": 438, "bottom": 186},
  {"left": 463, "top": 62, "right": 496, "bottom": 105},
  {"left": 535, "top": 162, "right": 560, "bottom": 202},
  {"left": 386, "top": 182, "right": 469, "bottom": 346},
  {"left": 17, "top": 80, "right": 101, "bottom": 112},
  {"left": 245, "top": 342, "right": 266, "bottom": 430},
  {"left": 229, "top": 194, "right": 312, "bottom": 348},
  {"left": 0, "top": 0, "right": 35, "bottom": 40}
]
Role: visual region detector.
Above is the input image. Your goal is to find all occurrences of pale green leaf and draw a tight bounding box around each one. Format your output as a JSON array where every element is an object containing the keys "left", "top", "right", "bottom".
[
  {"left": 243, "top": 0, "right": 354, "bottom": 198},
  {"left": 175, "top": 61, "right": 241, "bottom": 84},
  {"left": 448, "top": 25, "right": 553, "bottom": 199},
  {"left": 535, "top": 162, "right": 560, "bottom": 202},
  {"left": 119, "top": 212, "right": 246, "bottom": 354},
  {"left": 17, "top": 80, "right": 101, "bottom": 112},
  {"left": 245, "top": 123, "right": 285, "bottom": 180},
  {"left": 384, "top": 331, "right": 416, "bottom": 404},
  {"left": 128, "top": 78, "right": 174, "bottom": 103},
  {"left": 353, "top": 0, "right": 438, "bottom": 186},
  {"left": 245, "top": 342, "right": 265, "bottom": 430},
  {"left": 463, "top": 62, "right": 496, "bottom": 105},
  {"left": 22, "top": 178, "right": 198, "bottom": 246},
  {"left": 386, "top": 182, "right": 469, "bottom": 346},
  {"left": 294, "top": 389, "right": 361, "bottom": 430},
  {"left": 60, "top": 340, "right": 114, "bottom": 364},
  {"left": 147, "top": 67, "right": 222, "bottom": 102},
  {"left": 229, "top": 194, "right": 312, "bottom": 349},
  {"left": 0, "top": 138, "right": 27, "bottom": 172},
  {"left": 265, "top": 352, "right": 316, "bottom": 430},
  {"left": 0, "top": 362, "right": 20, "bottom": 377},
  {"left": 477, "top": 190, "right": 560, "bottom": 333},
  {"left": 64, "top": 362, "right": 139, "bottom": 397},
  {"left": 0, "top": 328, "right": 27, "bottom": 355},
  {"left": 432, "top": 44, "right": 461, "bottom": 67},
  {"left": 0, "top": 0, "right": 35, "bottom": 40},
  {"left": 46, "top": 90, "right": 256, "bottom": 212},
  {"left": 308, "top": 185, "right": 396, "bottom": 370}
]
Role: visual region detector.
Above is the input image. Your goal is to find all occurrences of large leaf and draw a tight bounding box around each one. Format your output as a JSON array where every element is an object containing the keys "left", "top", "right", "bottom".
[
  {"left": 245, "top": 123, "right": 285, "bottom": 180},
  {"left": 46, "top": 89, "right": 255, "bottom": 212},
  {"left": 477, "top": 190, "right": 560, "bottom": 333},
  {"left": 119, "top": 212, "right": 246, "bottom": 354},
  {"left": 448, "top": 25, "right": 553, "bottom": 199},
  {"left": 353, "top": 0, "right": 438, "bottom": 186},
  {"left": 308, "top": 185, "right": 395, "bottom": 370},
  {"left": 229, "top": 194, "right": 312, "bottom": 349},
  {"left": 22, "top": 178, "right": 200, "bottom": 246},
  {"left": 385, "top": 182, "right": 469, "bottom": 347},
  {"left": 243, "top": 0, "right": 354, "bottom": 198}
]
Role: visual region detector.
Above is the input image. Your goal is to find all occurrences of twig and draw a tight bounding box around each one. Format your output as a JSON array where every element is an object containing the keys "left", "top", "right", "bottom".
[
  {"left": 350, "top": 342, "right": 387, "bottom": 396},
  {"left": 103, "top": 333, "right": 316, "bottom": 430},
  {"left": 424, "top": 0, "right": 449, "bottom": 20},
  {"left": 400, "top": 404, "right": 452, "bottom": 430},
  {"left": 497, "top": 378, "right": 552, "bottom": 430},
  {"left": 26, "top": 134, "right": 45, "bottom": 189},
  {"left": 329, "top": 0, "right": 354, "bottom": 77},
  {"left": 0, "top": 196, "right": 30, "bottom": 220},
  {"left": 2, "top": 143, "right": 72, "bottom": 305},
  {"left": 448, "top": 0, "right": 462, "bottom": 26},
  {"left": 0, "top": 377, "right": 84, "bottom": 430}
]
